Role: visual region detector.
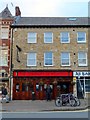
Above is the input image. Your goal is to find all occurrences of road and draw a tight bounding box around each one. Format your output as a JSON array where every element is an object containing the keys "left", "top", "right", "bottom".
[{"left": 0, "top": 109, "right": 89, "bottom": 120}]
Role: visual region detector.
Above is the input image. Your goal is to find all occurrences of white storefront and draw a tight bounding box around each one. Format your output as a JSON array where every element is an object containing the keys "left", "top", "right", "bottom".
[{"left": 73, "top": 71, "right": 90, "bottom": 98}]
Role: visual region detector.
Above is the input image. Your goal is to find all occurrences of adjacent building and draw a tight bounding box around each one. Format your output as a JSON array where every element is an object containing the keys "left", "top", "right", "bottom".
[
  {"left": 11, "top": 13, "right": 90, "bottom": 100},
  {"left": 0, "top": 6, "right": 14, "bottom": 91}
]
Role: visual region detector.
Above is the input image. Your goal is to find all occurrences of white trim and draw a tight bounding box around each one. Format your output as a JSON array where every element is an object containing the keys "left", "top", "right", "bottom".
[
  {"left": 78, "top": 52, "right": 87, "bottom": 66},
  {"left": 77, "top": 32, "right": 86, "bottom": 43},
  {"left": 61, "top": 52, "right": 70, "bottom": 66},
  {"left": 27, "top": 32, "right": 37, "bottom": 43},
  {"left": 44, "top": 52, "right": 53, "bottom": 66},
  {"left": 44, "top": 32, "right": 53, "bottom": 43},
  {"left": 27, "top": 52, "right": 37, "bottom": 66},
  {"left": 60, "top": 32, "right": 70, "bottom": 43}
]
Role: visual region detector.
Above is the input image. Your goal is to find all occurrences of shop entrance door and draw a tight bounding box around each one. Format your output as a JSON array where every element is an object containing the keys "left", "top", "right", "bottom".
[
  {"left": 21, "top": 81, "right": 35, "bottom": 100},
  {"left": 14, "top": 80, "right": 35, "bottom": 100},
  {"left": 21, "top": 82, "right": 30, "bottom": 100},
  {"left": 77, "top": 79, "right": 85, "bottom": 99}
]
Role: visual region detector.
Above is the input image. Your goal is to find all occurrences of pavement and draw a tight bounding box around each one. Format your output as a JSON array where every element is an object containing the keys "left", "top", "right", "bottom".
[{"left": 0, "top": 98, "right": 89, "bottom": 112}]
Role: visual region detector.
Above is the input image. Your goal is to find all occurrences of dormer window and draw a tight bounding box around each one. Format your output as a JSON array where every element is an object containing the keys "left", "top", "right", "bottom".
[{"left": 68, "top": 17, "right": 77, "bottom": 21}]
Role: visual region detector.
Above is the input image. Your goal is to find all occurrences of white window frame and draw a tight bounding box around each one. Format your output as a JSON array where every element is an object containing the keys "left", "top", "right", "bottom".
[
  {"left": 0, "top": 50, "right": 8, "bottom": 66},
  {"left": 78, "top": 52, "right": 87, "bottom": 66},
  {"left": 1, "top": 27, "right": 9, "bottom": 39},
  {"left": 27, "top": 52, "right": 37, "bottom": 66},
  {"left": 44, "top": 32, "right": 53, "bottom": 43},
  {"left": 44, "top": 52, "right": 53, "bottom": 66},
  {"left": 77, "top": 32, "right": 86, "bottom": 43},
  {"left": 60, "top": 32, "right": 70, "bottom": 43},
  {"left": 61, "top": 52, "right": 70, "bottom": 66},
  {"left": 27, "top": 32, "right": 37, "bottom": 43}
]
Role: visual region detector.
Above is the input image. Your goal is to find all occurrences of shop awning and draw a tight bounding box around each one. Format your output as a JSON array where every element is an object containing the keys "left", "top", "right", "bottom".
[{"left": 13, "top": 70, "right": 73, "bottom": 77}]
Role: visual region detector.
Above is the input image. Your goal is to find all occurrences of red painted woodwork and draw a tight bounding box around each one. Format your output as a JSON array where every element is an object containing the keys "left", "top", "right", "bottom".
[
  {"left": 13, "top": 71, "right": 73, "bottom": 77},
  {"left": 13, "top": 71, "right": 73, "bottom": 100}
]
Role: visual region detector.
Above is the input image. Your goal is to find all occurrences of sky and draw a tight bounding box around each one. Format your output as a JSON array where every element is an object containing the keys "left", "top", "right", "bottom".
[{"left": 0, "top": 0, "right": 90, "bottom": 17}]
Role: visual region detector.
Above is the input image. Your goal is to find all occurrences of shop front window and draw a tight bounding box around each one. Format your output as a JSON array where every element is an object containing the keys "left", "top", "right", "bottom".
[
  {"left": 16, "top": 83, "right": 20, "bottom": 92},
  {"left": 30, "top": 84, "right": 34, "bottom": 92},
  {"left": 36, "top": 83, "right": 39, "bottom": 91},
  {"left": 22, "top": 83, "right": 29, "bottom": 92},
  {"left": 40, "top": 85, "right": 42, "bottom": 91},
  {"left": 85, "top": 80, "right": 90, "bottom": 92}
]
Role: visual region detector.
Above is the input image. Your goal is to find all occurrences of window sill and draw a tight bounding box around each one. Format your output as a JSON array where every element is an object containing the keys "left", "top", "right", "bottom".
[
  {"left": 44, "top": 65, "right": 54, "bottom": 67},
  {"left": 78, "top": 65, "right": 88, "bottom": 67}
]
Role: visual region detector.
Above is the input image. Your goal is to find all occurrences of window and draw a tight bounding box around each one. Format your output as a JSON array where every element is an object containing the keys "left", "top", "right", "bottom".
[
  {"left": 77, "top": 32, "right": 86, "bottom": 43},
  {"left": 85, "top": 80, "right": 90, "bottom": 92},
  {"left": 27, "top": 53, "right": 36, "bottom": 66},
  {"left": 36, "top": 83, "right": 39, "bottom": 91},
  {"left": 44, "top": 52, "right": 53, "bottom": 66},
  {"left": 0, "top": 50, "right": 8, "bottom": 66},
  {"left": 60, "top": 32, "right": 70, "bottom": 43},
  {"left": 22, "top": 83, "right": 26, "bottom": 92},
  {"left": 68, "top": 17, "right": 77, "bottom": 21},
  {"left": 78, "top": 52, "right": 87, "bottom": 66},
  {"left": 61, "top": 52, "right": 70, "bottom": 66},
  {"left": 27, "top": 32, "right": 37, "bottom": 43},
  {"left": 1, "top": 28, "right": 9, "bottom": 39},
  {"left": 44, "top": 32, "right": 53, "bottom": 43},
  {"left": 16, "top": 83, "right": 20, "bottom": 92}
]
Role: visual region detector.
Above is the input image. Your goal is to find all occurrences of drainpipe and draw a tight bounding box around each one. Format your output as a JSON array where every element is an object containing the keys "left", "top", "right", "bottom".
[{"left": 9, "top": 27, "right": 13, "bottom": 101}]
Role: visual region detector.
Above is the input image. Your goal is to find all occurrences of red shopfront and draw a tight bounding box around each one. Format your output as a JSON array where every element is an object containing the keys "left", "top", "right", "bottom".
[{"left": 13, "top": 70, "right": 73, "bottom": 100}]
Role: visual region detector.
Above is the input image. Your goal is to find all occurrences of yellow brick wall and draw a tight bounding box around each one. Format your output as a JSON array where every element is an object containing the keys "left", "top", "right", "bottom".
[{"left": 12, "top": 27, "right": 88, "bottom": 71}]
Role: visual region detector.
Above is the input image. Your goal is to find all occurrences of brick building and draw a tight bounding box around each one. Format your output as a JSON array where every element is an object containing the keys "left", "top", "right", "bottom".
[
  {"left": 11, "top": 7, "right": 90, "bottom": 100},
  {"left": 0, "top": 6, "right": 14, "bottom": 91}
]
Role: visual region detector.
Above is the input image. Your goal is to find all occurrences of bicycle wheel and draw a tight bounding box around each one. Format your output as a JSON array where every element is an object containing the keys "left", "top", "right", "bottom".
[
  {"left": 69, "top": 99, "right": 76, "bottom": 107},
  {"left": 55, "top": 97, "right": 62, "bottom": 107},
  {"left": 75, "top": 98, "right": 80, "bottom": 106}
]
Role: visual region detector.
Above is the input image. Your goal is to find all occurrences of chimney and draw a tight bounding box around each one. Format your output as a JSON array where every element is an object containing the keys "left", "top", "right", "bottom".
[{"left": 15, "top": 6, "right": 21, "bottom": 16}]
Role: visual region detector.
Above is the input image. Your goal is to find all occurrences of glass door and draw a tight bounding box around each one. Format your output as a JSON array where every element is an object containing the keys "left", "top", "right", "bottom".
[{"left": 77, "top": 79, "right": 85, "bottom": 98}]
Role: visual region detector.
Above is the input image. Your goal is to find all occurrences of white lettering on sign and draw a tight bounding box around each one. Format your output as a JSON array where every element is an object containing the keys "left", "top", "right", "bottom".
[{"left": 73, "top": 71, "right": 90, "bottom": 77}]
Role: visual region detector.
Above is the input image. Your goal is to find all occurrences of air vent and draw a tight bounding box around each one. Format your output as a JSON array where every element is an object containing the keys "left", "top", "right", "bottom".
[{"left": 68, "top": 18, "right": 77, "bottom": 21}]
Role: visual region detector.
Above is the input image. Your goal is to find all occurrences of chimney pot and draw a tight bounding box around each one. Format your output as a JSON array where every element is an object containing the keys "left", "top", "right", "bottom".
[{"left": 15, "top": 6, "right": 21, "bottom": 16}]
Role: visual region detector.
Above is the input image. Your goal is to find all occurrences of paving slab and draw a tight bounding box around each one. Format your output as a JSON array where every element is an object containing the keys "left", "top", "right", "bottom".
[{"left": 0, "top": 99, "right": 89, "bottom": 112}]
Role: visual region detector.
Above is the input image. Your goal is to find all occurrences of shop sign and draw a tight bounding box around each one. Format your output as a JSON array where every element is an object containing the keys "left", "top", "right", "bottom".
[{"left": 73, "top": 71, "right": 90, "bottom": 77}]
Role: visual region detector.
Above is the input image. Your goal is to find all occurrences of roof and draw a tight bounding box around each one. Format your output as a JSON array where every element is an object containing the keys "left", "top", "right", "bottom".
[
  {"left": 11, "top": 17, "right": 89, "bottom": 27},
  {"left": 0, "top": 6, "right": 13, "bottom": 19}
]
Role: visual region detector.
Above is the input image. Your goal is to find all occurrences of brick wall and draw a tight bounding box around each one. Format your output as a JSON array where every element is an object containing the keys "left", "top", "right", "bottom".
[{"left": 12, "top": 27, "right": 88, "bottom": 71}]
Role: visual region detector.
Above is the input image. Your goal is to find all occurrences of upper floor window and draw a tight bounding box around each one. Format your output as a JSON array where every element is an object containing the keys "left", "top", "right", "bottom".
[
  {"left": 77, "top": 32, "right": 86, "bottom": 43},
  {"left": 61, "top": 52, "right": 70, "bottom": 66},
  {"left": 0, "top": 50, "right": 8, "bottom": 66},
  {"left": 78, "top": 52, "right": 87, "bottom": 66},
  {"left": 60, "top": 32, "right": 70, "bottom": 43},
  {"left": 27, "top": 32, "right": 37, "bottom": 43},
  {"left": 44, "top": 52, "right": 53, "bottom": 66},
  {"left": 27, "top": 52, "right": 36, "bottom": 66},
  {"left": 1, "top": 28, "right": 9, "bottom": 39},
  {"left": 44, "top": 32, "right": 53, "bottom": 43}
]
